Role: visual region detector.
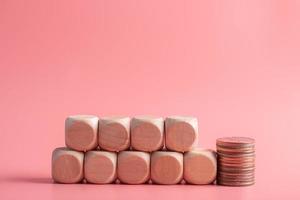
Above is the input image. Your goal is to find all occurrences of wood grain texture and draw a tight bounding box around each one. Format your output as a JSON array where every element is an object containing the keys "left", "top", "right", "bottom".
[
  {"left": 117, "top": 151, "right": 150, "bottom": 184},
  {"left": 65, "top": 115, "right": 98, "bottom": 152},
  {"left": 51, "top": 147, "right": 84, "bottom": 183},
  {"left": 84, "top": 151, "right": 117, "bottom": 184},
  {"left": 130, "top": 116, "right": 164, "bottom": 152},
  {"left": 99, "top": 117, "right": 130, "bottom": 152},
  {"left": 184, "top": 148, "right": 217, "bottom": 184},
  {"left": 151, "top": 151, "right": 183, "bottom": 185},
  {"left": 165, "top": 116, "right": 198, "bottom": 152}
]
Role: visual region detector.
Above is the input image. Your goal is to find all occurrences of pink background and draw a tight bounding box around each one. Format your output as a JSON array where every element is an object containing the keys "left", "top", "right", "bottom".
[{"left": 1, "top": 0, "right": 300, "bottom": 199}]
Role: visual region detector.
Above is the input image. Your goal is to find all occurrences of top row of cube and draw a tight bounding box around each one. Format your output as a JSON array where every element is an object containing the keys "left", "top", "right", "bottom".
[{"left": 65, "top": 115, "right": 198, "bottom": 152}]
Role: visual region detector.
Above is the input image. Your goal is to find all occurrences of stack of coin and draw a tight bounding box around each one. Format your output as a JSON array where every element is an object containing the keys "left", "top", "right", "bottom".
[{"left": 216, "top": 137, "right": 255, "bottom": 186}]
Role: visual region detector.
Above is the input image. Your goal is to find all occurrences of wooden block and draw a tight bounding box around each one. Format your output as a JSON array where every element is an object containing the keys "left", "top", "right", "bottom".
[
  {"left": 98, "top": 117, "right": 130, "bottom": 152},
  {"left": 117, "top": 151, "right": 150, "bottom": 184},
  {"left": 84, "top": 151, "right": 117, "bottom": 184},
  {"left": 65, "top": 115, "right": 98, "bottom": 152},
  {"left": 52, "top": 147, "right": 84, "bottom": 183},
  {"left": 151, "top": 151, "right": 183, "bottom": 184},
  {"left": 131, "top": 116, "right": 164, "bottom": 152},
  {"left": 165, "top": 116, "right": 198, "bottom": 152},
  {"left": 184, "top": 149, "right": 217, "bottom": 184}
]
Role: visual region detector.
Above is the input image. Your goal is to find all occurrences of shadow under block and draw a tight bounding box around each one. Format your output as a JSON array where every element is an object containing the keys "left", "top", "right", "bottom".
[
  {"left": 130, "top": 116, "right": 164, "bottom": 152},
  {"left": 184, "top": 149, "right": 217, "bottom": 184},
  {"left": 65, "top": 115, "right": 98, "bottom": 152},
  {"left": 165, "top": 116, "right": 198, "bottom": 152},
  {"left": 117, "top": 151, "right": 150, "bottom": 184},
  {"left": 84, "top": 151, "right": 117, "bottom": 184},
  {"left": 52, "top": 147, "right": 84, "bottom": 183},
  {"left": 98, "top": 117, "right": 130, "bottom": 152},
  {"left": 151, "top": 151, "right": 183, "bottom": 184}
]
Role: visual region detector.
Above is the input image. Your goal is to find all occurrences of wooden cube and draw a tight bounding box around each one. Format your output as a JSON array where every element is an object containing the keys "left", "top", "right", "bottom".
[
  {"left": 184, "top": 149, "right": 217, "bottom": 184},
  {"left": 98, "top": 117, "right": 130, "bottom": 152},
  {"left": 151, "top": 151, "right": 183, "bottom": 184},
  {"left": 131, "top": 116, "right": 164, "bottom": 152},
  {"left": 84, "top": 151, "right": 117, "bottom": 184},
  {"left": 52, "top": 147, "right": 84, "bottom": 183},
  {"left": 165, "top": 116, "right": 198, "bottom": 152},
  {"left": 65, "top": 115, "right": 98, "bottom": 152},
  {"left": 117, "top": 151, "right": 150, "bottom": 184}
]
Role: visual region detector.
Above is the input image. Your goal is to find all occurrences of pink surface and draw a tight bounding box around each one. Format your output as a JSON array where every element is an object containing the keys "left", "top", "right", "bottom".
[{"left": 0, "top": 0, "right": 300, "bottom": 199}]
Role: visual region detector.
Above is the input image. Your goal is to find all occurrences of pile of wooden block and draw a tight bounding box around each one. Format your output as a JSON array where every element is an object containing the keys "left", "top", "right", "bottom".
[{"left": 52, "top": 115, "right": 217, "bottom": 185}]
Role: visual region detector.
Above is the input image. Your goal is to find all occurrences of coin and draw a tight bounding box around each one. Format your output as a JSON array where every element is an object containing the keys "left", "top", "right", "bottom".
[
  {"left": 218, "top": 162, "right": 255, "bottom": 168},
  {"left": 217, "top": 150, "right": 255, "bottom": 156},
  {"left": 218, "top": 156, "right": 255, "bottom": 163},
  {"left": 218, "top": 165, "right": 255, "bottom": 171},
  {"left": 217, "top": 179, "right": 255, "bottom": 186},
  {"left": 217, "top": 152, "right": 255, "bottom": 158},
  {"left": 216, "top": 146, "right": 255, "bottom": 154},
  {"left": 218, "top": 160, "right": 255, "bottom": 166},
  {"left": 217, "top": 137, "right": 255, "bottom": 148},
  {"left": 218, "top": 174, "right": 255, "bottom": 179},
  {"left": 217, "top": 174, "right": 255, "bottom": 180}
]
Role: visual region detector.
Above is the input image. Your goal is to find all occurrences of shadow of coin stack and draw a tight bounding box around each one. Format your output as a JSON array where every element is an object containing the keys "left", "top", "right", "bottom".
[{"left": 216, "top": 137, "right": 255, "bottom": 186}]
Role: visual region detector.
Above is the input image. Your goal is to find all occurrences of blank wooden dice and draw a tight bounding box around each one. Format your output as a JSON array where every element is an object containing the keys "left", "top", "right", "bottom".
[
  {"left": 98, "top": 117, "right": 130, "bottom": 152},
  {"left": 151, "top": 151, "right": 183, "bottom": 184},
  {"left": 184, "top": 149, "right": 217, "bottom": 184},
  {"left": 131, "top": 116, "right": 164, "bottom": 152},
  {"left": 65, "top": 115, "right": 98, "bottom": 152},
  {"left": 117, "top": 151, "right": 150, "bottom": 184},
  {"left": 52, "top": 147, "right": 84, "bottom": 183},
  {"left": 84, "top": 151, "right": 117, "bottom": 184},
  {"left": 165, "top": 116, "right": 198, "bottom": 152}
]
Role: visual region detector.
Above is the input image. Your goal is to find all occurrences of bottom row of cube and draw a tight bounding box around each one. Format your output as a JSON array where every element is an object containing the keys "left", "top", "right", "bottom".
[{"left": 52, "top": 148, "right": 217, "bottom": 185}]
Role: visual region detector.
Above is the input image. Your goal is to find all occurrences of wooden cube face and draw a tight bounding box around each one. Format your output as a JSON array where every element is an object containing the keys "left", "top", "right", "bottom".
[
  {"left": 84, "top": 151, "right": 117, "bottom": 184},
  {"left": 52, "top": 147, "right": 84, "bottom": 183},
  {"left": 98, "top": 117, "right": 130, "bottom": 152},
  {"left": 184, "top": 149, "right": 217, "bottom": 184},
  {"left": 165, "top": 116, "right": 198, "bottom": 152},
  {"left": 131, "top": 116, "right": 164, "bottom": 152},
  {"left": 65, "top": 115, "right": 99, "bottom": 152},
  {"left": 151, "top": 151, "right": 183, "bottom": 184},
  {"left": 117, "top": 151, "right": 150, "bottom": 184}
]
